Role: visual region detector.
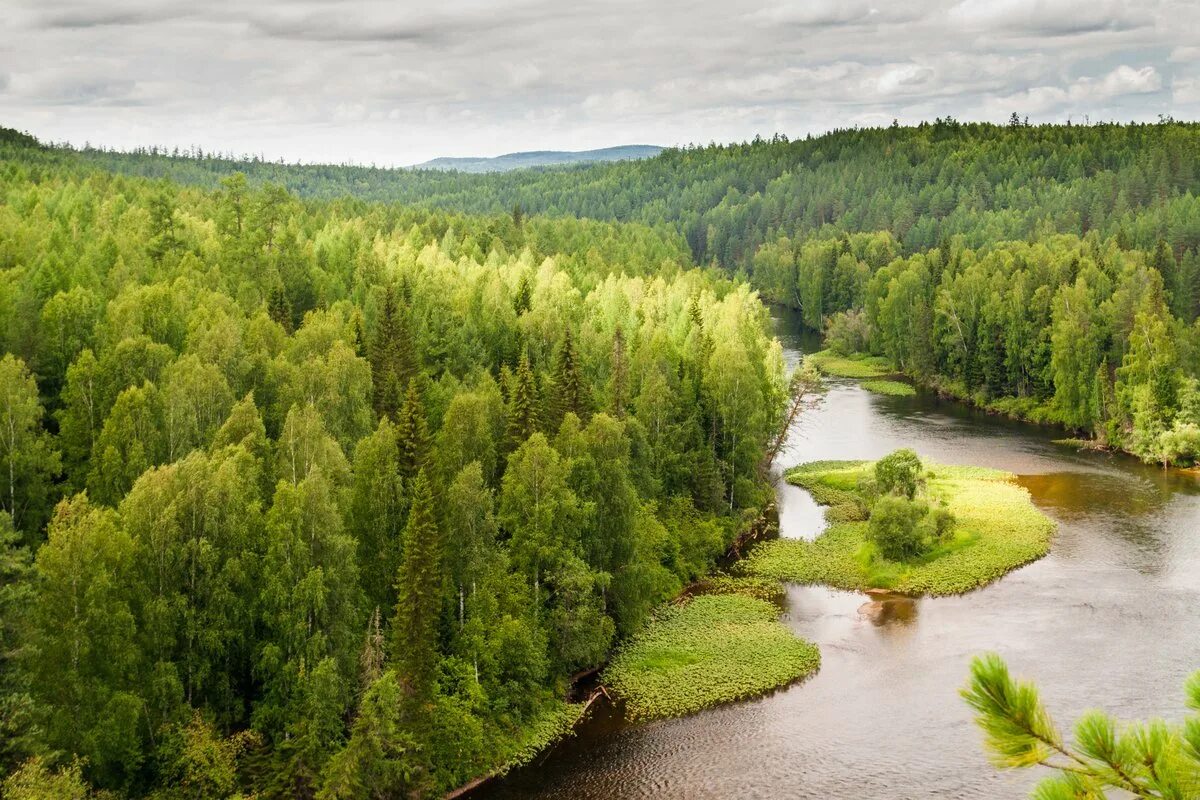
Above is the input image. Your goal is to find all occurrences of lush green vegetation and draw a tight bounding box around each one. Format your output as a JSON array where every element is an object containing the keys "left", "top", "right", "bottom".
[
  {"left": 861, "top": 380, "right": 917, "bottom": 397},
  {"left": 689, "top": 575, "right": 786, "bottom": 604},
  {"left": 742, "top": 456, "right": 1054, "bottom": 595},
  {"left": 806, "top": 350, "right": 891, "bottom": 379},
  {"left": 603, "top": 593, "right": 819, "bottom": 721},
  {"left": 0, "top": 134, "right": 789, "bottom": 797},
  {"left": 963, "top": 654, "right": 1200, "bottom": 799},
  {"left": 16, "top": 121, "right": 1200, "bottom": 464}
]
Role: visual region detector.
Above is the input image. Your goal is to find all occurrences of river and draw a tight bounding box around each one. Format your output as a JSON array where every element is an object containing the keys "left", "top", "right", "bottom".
[{"left": 475, "top": 306, "right": 1200, "bottom": 799}]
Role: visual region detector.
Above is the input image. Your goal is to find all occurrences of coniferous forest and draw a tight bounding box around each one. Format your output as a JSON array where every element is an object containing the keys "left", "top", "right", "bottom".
[{"left": 4, "top": 116, "right": 1200, "bottom": 798}]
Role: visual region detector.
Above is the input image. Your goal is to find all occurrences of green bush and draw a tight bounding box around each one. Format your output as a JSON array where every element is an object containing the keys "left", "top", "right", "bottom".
[
  {"left": 824, "top": 310, "right": 870, "bottom": 355},
  {"left": 868, "top": 495, "right": 928, "bottom": 560},
  {"left": 874, "top": 448, "right": 923, "bottom": 499}
]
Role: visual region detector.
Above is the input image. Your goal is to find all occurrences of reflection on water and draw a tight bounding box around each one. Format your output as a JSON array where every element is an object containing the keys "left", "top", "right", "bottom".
[
  {"left": 858, "top": 592, "right": 919, "bottom": 627},
  {"left": 476, "top": 306, "right": 1200, "bottom": 800}
]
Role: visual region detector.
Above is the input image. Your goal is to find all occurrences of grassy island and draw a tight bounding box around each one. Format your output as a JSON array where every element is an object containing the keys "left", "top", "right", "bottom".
[
  {"left": 604, "top": 592, "right": 820, "bottom": 721},
  {"left": 742, "top": 455, "right": 1055, "bottom": 596},
  {"left": 861, "top": 379, "right": 917, "bottom": 396},
  {"left": 806, "top": 349, "right": 892, "bottom": 379}
]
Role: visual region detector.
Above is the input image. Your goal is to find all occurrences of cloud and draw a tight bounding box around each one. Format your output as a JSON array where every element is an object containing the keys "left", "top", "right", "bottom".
[
  {"left": 1093, "top": 65, "right": 1162, "bottom": 97},
  {"left": 950, "top": 0, "right": 1151, "bottom": 35},
  {"left": 1, "top": 0, "right": 1195, "bottom": 164},
  {"left": 1174, "top": 78, "right": 1200, "bottom": 106},
  {"left": 980, "top": 65, "right": 1164, "bottom": 119}
]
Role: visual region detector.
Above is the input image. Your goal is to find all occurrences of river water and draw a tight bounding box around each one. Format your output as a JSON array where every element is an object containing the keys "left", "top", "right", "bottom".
[{"left": 476, "top": 307, "right": 1200, "bottom": 799}]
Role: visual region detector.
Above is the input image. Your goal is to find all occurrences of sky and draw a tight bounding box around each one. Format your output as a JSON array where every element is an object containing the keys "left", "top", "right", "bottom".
[{"left": 3, "top": 0, "right": 1200, "bottom": 166}]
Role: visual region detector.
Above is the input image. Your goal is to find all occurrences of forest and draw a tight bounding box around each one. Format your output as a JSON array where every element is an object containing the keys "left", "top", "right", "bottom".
[
  {"left": 36, "top": 119, "right": 1200, "bottom": 462},
  {"left": 6, "top": 116, "right": 1200, "bottom": 797},
  {"left": 0, "top": 129, "right": 785, "bottom": 797}
]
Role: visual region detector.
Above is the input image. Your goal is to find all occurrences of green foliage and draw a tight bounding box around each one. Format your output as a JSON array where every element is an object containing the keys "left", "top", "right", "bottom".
[
  {"left": 806, "top": 350, "right": 891, "bottom": 379},
  {"left": 861, "top": 379, "right": 916, "bottom": 397},
  {"left": 824, "top": 310, "right": 871, "bottom": 355},
  {"left": 743, "top": 461, "right": 1054, "bottom": 595},
  {"left": 868, "top": 495, "right": 929, "bottom": 561},
  {"left": 2, "top": 758, "right": 99, "bottom": 800},
  {"left": 392, "top": 470, "right": 442, "bottom": 713},
  {"left": 604, "top": 593, "right": 819, "bottom": 721},
  {"left": 963, "top": 654, "right": 1200, "bottom": 798},
  {"left": 874, "top": 448, "right": 923, "bottom": 499},
  {"left": 0, "top": 355, "right": 61, "bottom": 536}
]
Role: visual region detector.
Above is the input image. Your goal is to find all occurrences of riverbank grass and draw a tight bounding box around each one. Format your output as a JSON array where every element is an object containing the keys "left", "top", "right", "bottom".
[
  {"left": 806, "top": 349, "right": 892, "bottom": 378},
  {"left": 492, "top": 701, "right": 586, "bottom": 774},
  {"left": 604, "top": 593, "right": 819, "bottom": 721},
  {"left": 742, "top": 460, "right": 1054, "bottom": 595},
  {"left": 862, "top": 379, "right": 916, "bottom": 396}
]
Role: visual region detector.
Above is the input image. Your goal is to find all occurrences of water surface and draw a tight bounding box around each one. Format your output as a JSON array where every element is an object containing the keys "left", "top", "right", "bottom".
[{"left": 477, "top": 307, "right": 1200, "bottom": 799}]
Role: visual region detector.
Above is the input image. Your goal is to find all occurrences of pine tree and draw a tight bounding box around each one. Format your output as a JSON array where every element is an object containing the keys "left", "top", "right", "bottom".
[
  {"left": 391, "top": 471, "right": 442, "bottom": 713},
  {"left": 513, "top": 275, "right": 532, "bottom": 315},
  {"left": 369, "top": 288, "right": 402, "bottom": 419},
  {"left": 553, "top": 328, "right": 588, "bottom": 423},
  {"left": 963, "top": 653, "right": 1200, "bottom": 799},
  {"left": 268, "top": 285, "right": 293, "bottom": 333},
  {"left": 394, "top": 383, "right": 429, "bottom": 484},
  {"left": 506, "top": 350, "right": 540, "bottom": 446},
  {"left": 609, "top": 326, "right": 628, "bottom": 418},
  {"left": 369, "top": 288, "right": 418, "bottom": 420}
]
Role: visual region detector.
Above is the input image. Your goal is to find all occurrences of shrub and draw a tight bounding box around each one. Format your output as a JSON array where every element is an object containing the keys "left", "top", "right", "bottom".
[
  {"left": 874, "top": 448, "right": 923, "bottom": 499},
  {"left": 868, "top": 495, "right": 928, "bottom": 560},
  {"left": 824, "top": 310, "right": 871, "bottom": 355},
  {"left": 920, "top": 504, "right": 957, "bottom": 544}
]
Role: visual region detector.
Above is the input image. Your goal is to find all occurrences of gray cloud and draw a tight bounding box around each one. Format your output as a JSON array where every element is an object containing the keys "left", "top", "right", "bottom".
[{"left": 2, "top": 0, "right": 1197, "bottom": 164}]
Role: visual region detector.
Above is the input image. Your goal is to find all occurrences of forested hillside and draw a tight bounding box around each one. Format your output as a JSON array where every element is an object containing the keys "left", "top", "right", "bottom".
[
  {"left": 49, "top": 119, "right": 1200, "bottom": 464},
  {"left": 0, "top": 134, "right": 786, "bottom": 797},
  {"left": 6, "top": 116, "right": 1200, "bottom": 796}
]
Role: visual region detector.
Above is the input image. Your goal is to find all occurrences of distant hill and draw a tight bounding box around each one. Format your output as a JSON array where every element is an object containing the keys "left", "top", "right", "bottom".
[{"left": 412, "top": 145, "right": 663, "bottom": 173}]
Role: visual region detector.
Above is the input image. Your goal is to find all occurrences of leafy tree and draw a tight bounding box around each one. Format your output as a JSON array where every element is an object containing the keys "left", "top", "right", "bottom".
[
  {"left": 255, "top": 470, "right": 361, "bottom": 748},
  {"left": 348, "top": 419, "right": 405, "bottom": 616},
  {"left": 0, "top": 512, "right": 32, "bottom": 770},
  {"left": 874, "top": 448, "right": 923, "bottom": 499},
  {"left": 28, "top": 495, "right": 142, "bottom": 788},
  {"left": 868, "top": 495, "right": 928, "bottom": 561},
  {"left": 0, "top": 355, "right": 60, "bottom": 535}
]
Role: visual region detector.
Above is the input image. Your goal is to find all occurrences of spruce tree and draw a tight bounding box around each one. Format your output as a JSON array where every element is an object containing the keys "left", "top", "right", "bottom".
[
  {"left": 268, "top": 285, "right": 293, "bottom": 333},
  {"left": 369, "top": 287, "right": 402, "bottom": 420},
  {"left": 553, "top": 328, "right": 588, "bottom": 423},
  {"left": 609, "top": 326, "right": 628, "bottom": 418},
  {"left": 394, "top": 383, "right": 429, "bottom": 484},
  {"left": 506, "top": 350, "right": 540, "bottom": 446},
  {"left": 391, "top": 470, "right": 442, "bottom": 712}
]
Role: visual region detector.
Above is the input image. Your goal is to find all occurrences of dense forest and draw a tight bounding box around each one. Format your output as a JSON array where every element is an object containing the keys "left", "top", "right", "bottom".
[
  {"left": 6, "top": 115, "right": 1200, "bottom": 797},
  {"left": 43, "top": 119, "right": 1200, "bottom": 463},
  {"left": 0, "top": 130, "right": 786, "bottom": 797}
]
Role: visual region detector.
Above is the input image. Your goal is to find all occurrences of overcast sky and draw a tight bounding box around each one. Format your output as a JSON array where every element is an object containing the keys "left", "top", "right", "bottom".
[{"left": 4, "top": 0, "right": 1199, "bottom": 165}]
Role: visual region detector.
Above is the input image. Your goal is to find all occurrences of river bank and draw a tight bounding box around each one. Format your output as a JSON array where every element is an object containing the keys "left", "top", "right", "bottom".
[{"left": 470, "top": 306, "right": 1200, "bottom": 800}]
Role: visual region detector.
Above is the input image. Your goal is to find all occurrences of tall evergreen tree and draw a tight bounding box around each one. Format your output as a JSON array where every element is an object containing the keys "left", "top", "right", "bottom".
[
  {"left": 552, "top": 328, "right": 588, "bottom": 425},
  {"left": 391, "top": 471, "right": 443, "bottom": 714},
  {"left": 395, "top": 383, "right": 429, "bottom": 485},
  {"left": 609, "top": 325, "right": 628, "bottom": 418},
  {"left": 506, "top": 350, "right": 540, "bottom": 447}
]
